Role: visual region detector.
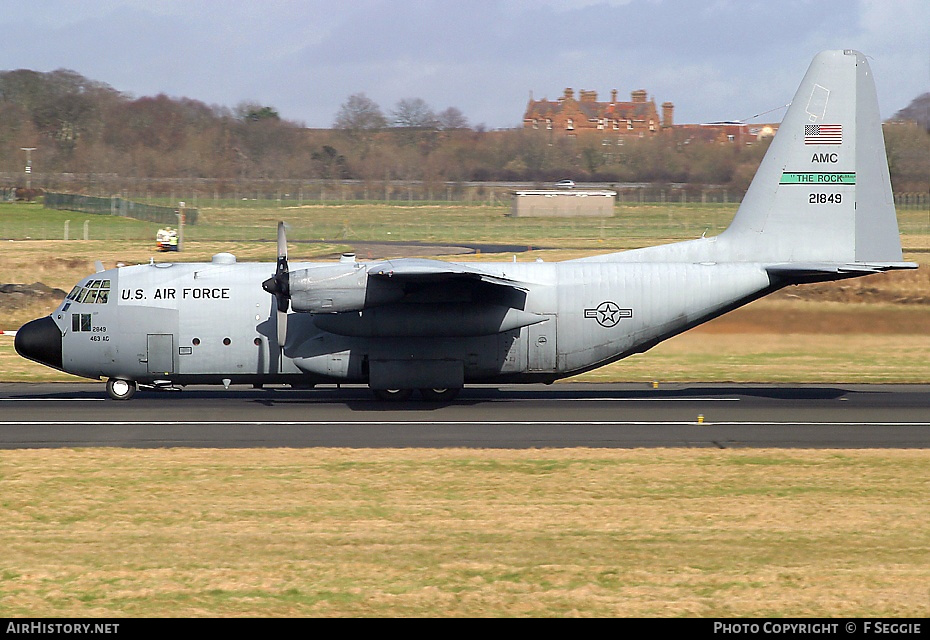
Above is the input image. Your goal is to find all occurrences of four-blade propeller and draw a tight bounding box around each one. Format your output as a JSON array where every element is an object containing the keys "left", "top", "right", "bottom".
[{"left": 261, "top": 221, "right": 290, "bottom": 348}]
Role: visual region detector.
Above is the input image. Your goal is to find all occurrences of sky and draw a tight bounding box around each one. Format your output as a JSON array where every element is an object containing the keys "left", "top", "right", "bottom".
[{"left": 1, "top": 0, "right": 927, "bottom": 129}]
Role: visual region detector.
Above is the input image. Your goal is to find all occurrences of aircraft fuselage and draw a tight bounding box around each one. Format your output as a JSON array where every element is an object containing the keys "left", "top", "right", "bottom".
[{"left": 32, "top": 255, "right": 773, "bottom": 390}]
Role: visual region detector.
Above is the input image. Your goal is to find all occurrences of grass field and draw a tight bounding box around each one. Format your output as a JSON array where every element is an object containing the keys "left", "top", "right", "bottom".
[
  {"left": 1, "top": 199, "right": 928, "bottom": 618},
  {"left": 7, "top": 200, "right": 929, "bottom": 247},
  {"left": 1, "top": 448, "right": 928, "bottom": 617}
]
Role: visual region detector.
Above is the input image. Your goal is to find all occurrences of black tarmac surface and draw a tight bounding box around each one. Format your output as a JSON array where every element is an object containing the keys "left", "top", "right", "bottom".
[{"left": 1, "top": 382, "right": 928, "bottom": 449}]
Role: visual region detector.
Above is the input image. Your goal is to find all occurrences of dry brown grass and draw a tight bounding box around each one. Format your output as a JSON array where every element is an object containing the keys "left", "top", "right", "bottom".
[
  {"left": 576, "top": 332, "right": 930, "bottom": 384},
  {"left": 0, "top": 239, "right": 345, "bottom": 290},
  {"left": 1, "top": 448, "right": 928, "bottom": 617}
]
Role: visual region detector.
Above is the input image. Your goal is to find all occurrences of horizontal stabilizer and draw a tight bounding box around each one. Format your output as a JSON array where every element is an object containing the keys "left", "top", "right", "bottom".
[{"left": 765, "top": 261, "right": 917, "bottom": 283}]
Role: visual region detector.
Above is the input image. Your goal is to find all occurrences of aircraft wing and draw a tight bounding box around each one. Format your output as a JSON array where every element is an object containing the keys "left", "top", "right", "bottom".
[
  {"left": 366, "top": 258, "right": 529, "bottom": 290},
  {"left": 287, "top": 258, "right": 529, "bottom": 314}
]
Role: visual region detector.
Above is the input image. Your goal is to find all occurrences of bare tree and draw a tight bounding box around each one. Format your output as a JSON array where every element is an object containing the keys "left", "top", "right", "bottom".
[
  {"left": 437, "top": 106, "right": 469, "bottom": 130},
  {"left": 333, "top": 93, "right": 387, "bottom": 133},
  {"left": 891, "top": 92, "right": 930, "bottom": 131},
  {"left": 392, "top": 98, "right": 438, "bottom": 129}
]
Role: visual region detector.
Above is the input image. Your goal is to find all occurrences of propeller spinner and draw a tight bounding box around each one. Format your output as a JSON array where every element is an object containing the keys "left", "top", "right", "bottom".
[{"left": 262, "top": 221, "right": 290, "bottom": 347}]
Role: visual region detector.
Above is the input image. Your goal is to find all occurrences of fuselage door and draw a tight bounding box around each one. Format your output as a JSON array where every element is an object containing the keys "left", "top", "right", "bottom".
[
  {"left": 527, "top": 315, "right": 557, "bottom": 371},
  {"left": 147, "top": 334, "right": 175, "bottom": 374}
]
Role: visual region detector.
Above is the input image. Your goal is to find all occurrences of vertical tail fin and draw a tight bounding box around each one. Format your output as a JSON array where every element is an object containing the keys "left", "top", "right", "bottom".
[{"left": 721, "top": 49, "right": 906, "bottom": 266}]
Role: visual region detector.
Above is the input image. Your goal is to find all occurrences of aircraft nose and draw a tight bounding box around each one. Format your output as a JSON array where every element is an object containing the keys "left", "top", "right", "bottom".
[{"left": 14, "top": 316, "right": 63, "bottom": 370}]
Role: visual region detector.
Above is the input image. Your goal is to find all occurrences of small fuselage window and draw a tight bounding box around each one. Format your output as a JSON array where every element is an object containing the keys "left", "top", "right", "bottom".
[{"left": 71, "top": 313, "right": 93, "bottom": 332}]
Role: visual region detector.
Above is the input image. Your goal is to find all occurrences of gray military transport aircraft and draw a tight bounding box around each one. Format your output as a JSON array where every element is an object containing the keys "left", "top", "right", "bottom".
[{"left": 15, "top": 50, "right": 917, "bottom": 401}]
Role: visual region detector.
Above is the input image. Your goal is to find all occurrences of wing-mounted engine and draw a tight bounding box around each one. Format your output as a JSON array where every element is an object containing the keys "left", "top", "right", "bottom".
[
  {"left": 262, "top": 222, "right": 540, "bottom": 344},
  {"left": 288, "top": 262, "right": 405, "bottom": 313}
]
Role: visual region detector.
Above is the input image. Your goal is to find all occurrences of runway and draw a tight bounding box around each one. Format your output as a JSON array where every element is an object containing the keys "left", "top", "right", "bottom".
[{"left": 1, "top": 382, "right": 928, "bottom": 449}]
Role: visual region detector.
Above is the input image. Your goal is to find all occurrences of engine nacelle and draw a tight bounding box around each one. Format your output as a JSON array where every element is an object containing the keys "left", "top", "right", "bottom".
[{"left": 288, "top": 264, "right": 403, "bottom": 313}]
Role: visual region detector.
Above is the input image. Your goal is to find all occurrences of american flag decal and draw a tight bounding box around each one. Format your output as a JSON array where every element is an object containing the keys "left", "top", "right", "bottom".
[{"left": 804, "top": 124, "right": 842, "bottom": 145}]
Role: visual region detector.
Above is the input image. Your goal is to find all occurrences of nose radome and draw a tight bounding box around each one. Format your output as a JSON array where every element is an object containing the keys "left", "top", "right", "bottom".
[{"left": 14, "top": 316, "right": 63, "bottom": 370}]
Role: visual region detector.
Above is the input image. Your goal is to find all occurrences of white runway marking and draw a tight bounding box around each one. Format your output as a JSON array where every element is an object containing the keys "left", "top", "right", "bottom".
[
  {"left": 0, "top": 420, "right": 928, "bottom": 427},
  {"left": 0, "top": 396, "right": 740, "bottom": 400},
  {"left": 540, "top": 397, "right": 741, "bottom": 402},
  {"left": 0, "top": 396, "right": 739, "bottom": 403}
]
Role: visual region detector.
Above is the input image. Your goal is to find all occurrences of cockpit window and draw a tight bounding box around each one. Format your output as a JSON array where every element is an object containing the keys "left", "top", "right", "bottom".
[{"left": 68, "top": 280, "right": 112, "bottom": 304}]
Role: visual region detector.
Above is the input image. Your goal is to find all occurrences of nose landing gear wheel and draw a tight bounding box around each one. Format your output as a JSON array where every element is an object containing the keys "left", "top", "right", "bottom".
[
  {"left": 419, "top": 388, "right": 460, "bottom": 402},
  {"left": 106, "top": 378, "right": 137, "bottom": 401},
  {"left": 372, "top": 388, "right": 414, "bottom": 402}
]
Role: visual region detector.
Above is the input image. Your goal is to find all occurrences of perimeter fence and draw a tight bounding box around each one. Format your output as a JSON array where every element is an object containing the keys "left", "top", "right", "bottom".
[
  {"left": 5, "top": 174, "right": 752, "bottom": 208},
  {"left": 43, "top": 192, "right": 198, "bottom": 225},
  {"left": 4, "top": 174, "right": 928, "bottom": 210}
]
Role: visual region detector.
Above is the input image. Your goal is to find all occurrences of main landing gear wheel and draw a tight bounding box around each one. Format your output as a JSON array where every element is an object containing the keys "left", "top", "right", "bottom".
[
  {"left": 372, "top": 388, "right": 414, "bottom": 402},
  {"left": 106, "top": 378, "right": 137, "bottom": 401},
  {"left": 419, "top": 388, "right": 461, "bottom": 402}
]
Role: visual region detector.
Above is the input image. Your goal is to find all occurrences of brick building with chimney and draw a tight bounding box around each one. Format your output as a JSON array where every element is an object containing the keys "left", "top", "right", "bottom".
[
  {"left": 523, "top": 86, "right": 764, "bottom": 145},
  {"left": 524, "top": 87, "right": 672, "bottom": 137}
]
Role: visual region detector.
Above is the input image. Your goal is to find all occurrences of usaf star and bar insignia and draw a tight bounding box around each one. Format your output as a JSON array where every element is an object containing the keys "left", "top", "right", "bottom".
[{"left": 584, "top": 301, "right": 633, "bottom": 328}]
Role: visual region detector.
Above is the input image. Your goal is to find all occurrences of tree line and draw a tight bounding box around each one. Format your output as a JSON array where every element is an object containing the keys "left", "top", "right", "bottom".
[{"left": 1, "top": 69, "right": 926, "bottom": 193}]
